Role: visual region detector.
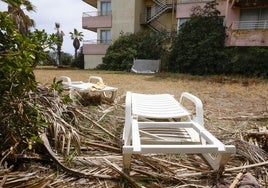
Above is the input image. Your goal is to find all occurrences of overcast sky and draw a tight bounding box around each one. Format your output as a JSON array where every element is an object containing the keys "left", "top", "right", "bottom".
[{"left": 0, "top": 0, "right": 97, "bottom": 55}]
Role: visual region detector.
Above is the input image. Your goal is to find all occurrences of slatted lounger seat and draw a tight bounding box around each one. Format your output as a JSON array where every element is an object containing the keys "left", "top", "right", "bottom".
[
  {"left": 59, "top": 76, "right": 118, "bottom": 102},
  {"left": 122, "top": 92, "right": 236, "bottom": 174}
]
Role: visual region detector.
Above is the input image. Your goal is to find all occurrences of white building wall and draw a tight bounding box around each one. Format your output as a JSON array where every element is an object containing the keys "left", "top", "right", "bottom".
[
  {"left": 84, "top": 55, "right": 104, "bottom": 69},
  {"left": 111, "top": 0, "right": 136, "bottom": 40},
  {"left": 84, "top": 0, "right": 145, "bottom": 69}
]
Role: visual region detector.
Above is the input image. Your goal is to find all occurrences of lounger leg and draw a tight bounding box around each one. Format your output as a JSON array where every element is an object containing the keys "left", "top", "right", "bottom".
[
  {"left": 202, "top": 153, "right": 231, "bottom": 171},
  {"left": 110, "top": 90, "right": 117, "bottom": 102},
  {"left": 123, "top": 153, "right": 132, "bottom": 174},
  {"left": 103, "top": 90, "right": 117, "bottom": 102},
  {"left": 69, "top": 88, "right": 74, "bottom": 100}
]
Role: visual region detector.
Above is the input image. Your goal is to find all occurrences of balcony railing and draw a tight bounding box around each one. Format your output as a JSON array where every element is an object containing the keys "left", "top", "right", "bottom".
[
  {"left": 155, "top": 0, "right": 173, "bottom": 5},
  {"left": 83, "top": 40, "right": 110, "bottom": 55},
  {"left": 82, "top": 11, "right": 112, "bottom": 17},
  {"left": 83, "top": 39, "right": 112, "bottom": 45},
  {"left": 177, "top": 0, "right": 221, "bottom": 3},
  {"left": 232, "top": 20, "right": 268, "bottom": 30}
]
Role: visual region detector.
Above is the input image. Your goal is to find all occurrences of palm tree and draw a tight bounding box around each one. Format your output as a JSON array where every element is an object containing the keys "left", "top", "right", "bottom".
[
  {"left": 4, "top": 0, "right": 35, "bottom": 35},
  {"left": 55, "top": 22, "right": 64, "bottom": 66},
  {"left": 69, "top": 29, "right": 83, "bottom": 58}
]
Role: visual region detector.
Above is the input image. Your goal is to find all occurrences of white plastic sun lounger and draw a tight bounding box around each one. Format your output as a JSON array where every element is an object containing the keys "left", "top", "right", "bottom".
[
  {"left": 122, "top": 92, "right": 236, "bottom": 174},
  {"left": 59, "top": 76, "right": 118, "bottom": 102}
]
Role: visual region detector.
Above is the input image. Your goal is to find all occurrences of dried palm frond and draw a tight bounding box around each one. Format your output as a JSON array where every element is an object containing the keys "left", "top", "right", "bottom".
[
  {"left": 2, "top": 76, "right": 268, "bottom": 187},
  {"left": 230, "top": 140, "right": 268, "bottom": 163},
  {"left": 26, "top": 85, "right": 83, "bottom": 156}
]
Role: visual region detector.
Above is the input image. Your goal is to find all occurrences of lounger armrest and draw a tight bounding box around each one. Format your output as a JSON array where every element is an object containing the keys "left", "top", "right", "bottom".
[
  {"left": 180, "top": 92, "right": 204, "bottom": 126},
  {"left": 89, "top": 76, "right": 103, "bottom": 84},
  {"left": 132, "top": 119, "right": 141, "bottom": 152},
  {"left": 59, "top": 76, "right": 72, "bottom": 86},
  {"left": 123, "top": 92, "right": 132, "bottom": 145}
]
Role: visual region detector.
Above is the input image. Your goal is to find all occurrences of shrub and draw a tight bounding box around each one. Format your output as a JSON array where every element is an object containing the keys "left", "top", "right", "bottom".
[
  {"left": 98, "top": 30, "right": 167, "bottom": 71},
  {"left": 168, "top": 0, "right": 228, "bottom": 75}
]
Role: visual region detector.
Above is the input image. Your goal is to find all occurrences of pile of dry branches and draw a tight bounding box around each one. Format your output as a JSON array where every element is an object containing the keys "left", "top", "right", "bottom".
[{"left": 0, "top": 85, "right": 267, "bottom": 188}]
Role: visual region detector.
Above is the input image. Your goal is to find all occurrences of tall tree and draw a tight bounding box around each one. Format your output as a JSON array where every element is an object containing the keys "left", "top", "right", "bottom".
[
  {"left": 55, "top": 22, "right": 64, "bottom": 66},
  {"left": 69, "top": 28, "right": 83, "bottom": 58},
  {"left": 169, "top": 0, "right": 227, "bottom": 75},
  {"left": 3, "top": 0, "right": 35, "bottom": 35}
]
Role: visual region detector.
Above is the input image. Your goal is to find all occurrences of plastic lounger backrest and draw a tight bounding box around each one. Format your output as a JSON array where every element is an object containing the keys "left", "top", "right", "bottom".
[
  {"left": 89, "top": 76, "right": 103, "bottom": 84},
  {"left": 131, "top": 93, "right": 190, "bottom": 119}
]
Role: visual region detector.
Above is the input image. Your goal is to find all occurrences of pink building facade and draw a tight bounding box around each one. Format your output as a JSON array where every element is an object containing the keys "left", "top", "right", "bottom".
[
  {"left": 176, "top": 0, "right": 268, "bottom": 46},
  {"left": 81, "top": 0, "right": 268, "bottom": 69},
  {"left": 225, "top": 0, "right": 268, "bottom": 46}
]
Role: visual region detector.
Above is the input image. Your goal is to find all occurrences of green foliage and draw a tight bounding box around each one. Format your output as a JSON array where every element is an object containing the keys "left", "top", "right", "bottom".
[
  {"left": 0, "top": 12, "right": 54, "bottom": 97},
  {"left": 69, "top": 28, "right": 83, "bottom": 58},
  {"left": 50, "top": 78, "right": 73, "bottom": 104},
  {"left": 71, "top": 47, "right": 84, "bottom": 69},
  {"left": 0, "top": 96, "right": 49, "bottom": 152},
  {"left": 98, "top": 30, "right": 166, "bottom": 71},
  {"left": 2, "top": 0, "right": 34, "bottom": 11},
  {"left": 0, "top": 9, "right": 55, "bottom": 152},
  {"left": 168, "top": 0, "right": 227, "bottom": 75},
  {"left": 61, "top": 52, "right": 73, "bottom": 65},
  {"left": 45, "top": 51, "right": 72, "bottom": 66},
  {"left": 50, "top": 77, "right": 64, "bottom": 94},
  {"left": 54, "top": 23, "right": 64, "bottom": 66},
  {"left": 98, "top": 34, "right": 137, "bottom": 71},
  {"left": 228, "top": 47, "right": 268, "bottom": 78}
]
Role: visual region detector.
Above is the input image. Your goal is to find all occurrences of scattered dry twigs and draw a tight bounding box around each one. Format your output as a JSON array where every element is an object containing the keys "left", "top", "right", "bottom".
[
  {"left": 218, "top": 114, "right": 268, "bottom": 121},
  {"left": 226, "top": 160, "right": 268, "bottom": 172},
  {"left": 40, "top": 133, "right": 115, "bottom": 180},
  {"left": 1, "top": 79, "right": 268, "bottom": 187},
  {"left": 228, "top": 171, "right": 244, "bottom": 188},
  {"left": 0, "top": 143, "right": 18, "bottom": 167},
  {"left": 74, "top": 108, "right": 118, "bottom": 141},
  {"left": 231, "top": 140, "right": 267, "bottom": 163},
  {"left": 104, "top": 158, "right": 142, "bottom": 188}
]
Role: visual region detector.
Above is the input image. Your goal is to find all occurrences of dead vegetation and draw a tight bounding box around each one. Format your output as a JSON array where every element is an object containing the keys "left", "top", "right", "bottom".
[{"left": 0, "top": 69, "right": 267, "bottom": 187}]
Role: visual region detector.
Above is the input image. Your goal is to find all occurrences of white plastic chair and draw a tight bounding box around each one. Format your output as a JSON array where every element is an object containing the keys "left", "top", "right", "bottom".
[{"left": 122, "top": 92, "right": 236, "bottom": 174}]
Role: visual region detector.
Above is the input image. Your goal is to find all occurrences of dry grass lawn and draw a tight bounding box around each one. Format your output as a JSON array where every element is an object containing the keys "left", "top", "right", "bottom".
[
  {"left": 34, "top": 67, "right": 268, "bottom": 132},
  {"left": 33, "top": 67, "right": 268, "bottom": 187}
]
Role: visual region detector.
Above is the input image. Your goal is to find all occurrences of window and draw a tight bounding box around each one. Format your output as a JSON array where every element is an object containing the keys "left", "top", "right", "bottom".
[
  {"left": 146, "top": 7, "right": 152, "bottom": 20},
  {"left": 260, "top": 9, "right": 268, "bottom": 20},
  {"left": 100, "top": 1, "right": 111, "bottom": 16},
  {"left": 177, "top": 18, "right": 190, "bottom": 30},
  {"left": 240, "top": 8, "right": 268, "bottom": 29},
  {"left": 240, "top": 9, "right": 259, "bottom": 21},
  {"left": 240, "top": 8, "right": 268, "bottom": 21},
  {"left": 100, "top": 30, "right": 111, "bottom": 44}
]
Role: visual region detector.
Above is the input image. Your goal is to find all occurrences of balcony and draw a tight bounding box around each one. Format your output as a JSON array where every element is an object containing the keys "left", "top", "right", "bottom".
[
  {"left": 231, "top": 0, "right": 268, "bottom": 8},
  {"left": 226, "top": 20, "right": 268, "bottom": 46},
  {"left": 82, "top": 0, "right": 97, "bottom": 8},
  {"left": 82, "top": 11, "right": 112, "bottom": 32},
  {"left": 232, "top": 20, "right": 268, "bottom": 30},
  {"left": 177, "top": 0, "right": 222, "bottom": 3},
  {"left": 83, "top": 40, "right": 111, "bottom": 55}
]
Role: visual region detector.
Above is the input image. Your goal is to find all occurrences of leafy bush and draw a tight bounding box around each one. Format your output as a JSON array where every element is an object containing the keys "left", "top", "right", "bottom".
[
  {"left": 168, "top": 1, "right": 228, "bottom": 75},
  {"left": 97, "top": 30, "right": 167, "bottom": 71},
  {"left": 228, "top": 47, "right": 268, "bottom": 78},
  {"left": 61, "top": 52, "right": 73, "bottom": 66},
  {"left": 0, "top": 10, "right": 55, "bottom": 152},
  {"left": 71, "top": 47, "right": 84, "bottom": 69},
  {"left": 168, "top": 0, "right": 268, "bottom": 78}
]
